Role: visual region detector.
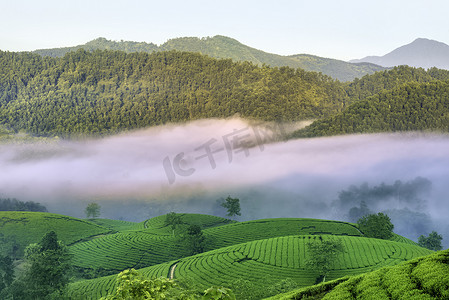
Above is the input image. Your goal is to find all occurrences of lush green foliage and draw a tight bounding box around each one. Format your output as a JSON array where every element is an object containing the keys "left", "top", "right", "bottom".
[
  {"left": 33, "top": 36, "right": 386, "bottom": 81},
  {"left": 99, "top": 269, "right": 175, "bottom": 300},
  {"left": 0, "top": 198, "right": 47, "bottom": 212},
  {"left": 85, "top": 203, "right": 101, "bottom": 219},
  {"left": 418, "top": 231, "right": 443, "bottom": 251},
  {"left": 182, "top": 225, "right": 206, "bottom": 255},
  {"left": 0, "top": 211, "right": 111, "bottom": 257},
  {"left": 357, "top": 213, "right": 394, "bottom": 240},
  {"left": 0, "top": 49, "right": 345, "bottom": 137},
  {"left": 295, "top": 80, "right": 449, "bottom": 137},
  {"left": 220, "top": 196, "right": 241, "bottom": 218},
  {"left": 10, "top": 231, "right": 72, "bottom": 299},
  {"left": 270, "top": 249, "right": 449, "bottom": 299},
  {"left": 306, "top": 238, "right": 344, "bottom": 282},
  {"left": 164, "top": 212, "right": 184, "bottom": 236},
  {"left": 0, "top": 255, "right": 14, "bottom": 298}
]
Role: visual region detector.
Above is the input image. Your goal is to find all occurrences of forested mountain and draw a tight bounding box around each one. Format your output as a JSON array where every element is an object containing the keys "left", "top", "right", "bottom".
[
  {"left": 351, "top": 38, "right": 449, "bottom": 70},
  {"left": 33, "top": 36, "right": 386, "bottom": 81},
  {"left": 289, "top": 54, "right": 386, "bottom": 82},
  {"left": 0, "top": 49, "right": 347, "bottom": 137},
  {"left": 293, "top": 80, "right": 449, "bottom": 137},
  {"left": 3, "top": 49, "right": 449, "bottom": 139}
]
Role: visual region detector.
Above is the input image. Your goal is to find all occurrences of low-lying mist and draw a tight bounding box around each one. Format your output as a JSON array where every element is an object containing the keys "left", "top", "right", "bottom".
[{"left": 1, "top": 118, "right": 448, "bottom": 247}]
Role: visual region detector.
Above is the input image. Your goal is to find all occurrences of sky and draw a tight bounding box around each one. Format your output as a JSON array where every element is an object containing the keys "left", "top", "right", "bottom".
[{"left": 0, "top": 0, "right": 449, "bottom": 62}]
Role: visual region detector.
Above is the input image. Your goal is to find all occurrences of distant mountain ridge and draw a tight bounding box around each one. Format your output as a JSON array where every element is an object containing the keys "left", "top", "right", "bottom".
[
  {"left": 33, "top": 36, "right": 386, "bottom": 81},
  {"left": 351, "top": 38, "right": 449, "bottom": 70}
]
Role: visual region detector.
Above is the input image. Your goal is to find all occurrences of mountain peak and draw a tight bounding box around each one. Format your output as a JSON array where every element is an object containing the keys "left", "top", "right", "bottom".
[{"left": 351, "top": 38, "right": 449, "bottom": 69}]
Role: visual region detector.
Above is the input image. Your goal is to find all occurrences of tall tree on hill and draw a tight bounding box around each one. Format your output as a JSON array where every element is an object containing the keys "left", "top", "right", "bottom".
[
  {"left": 10, "top": 231, "right": 72, "bottom": 299},
  {"left": 221, "top": 196, "right": 241, "bottom": 219},
  {"left": 418, "top": 231, "right": 443, "bottom": 251},
  {"left": 85, "top": 202, "right": 101, "bottom": 219},
  {"left": 357, "top": 213, "right": 394, "bottom": 240},
  {"left": 164, "top": 212, "right": 183, "bottom": 236},
  {"left": 306, "top": 237, "right": 344, "bottom": 283}
]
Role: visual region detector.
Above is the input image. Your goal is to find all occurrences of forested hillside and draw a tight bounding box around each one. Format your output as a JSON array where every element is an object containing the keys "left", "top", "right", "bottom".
[
  {"left": 0, "top": 49, "right": 346, "bottom": 137},
  {"left": 293, "top": 80, "right": 449, "bottom": 137},
  {"left": 33, "top": 36, "right": 386, "bottom": 81},
  {"left": 2, "top": 50, "right": 449, "bottom": 139}
]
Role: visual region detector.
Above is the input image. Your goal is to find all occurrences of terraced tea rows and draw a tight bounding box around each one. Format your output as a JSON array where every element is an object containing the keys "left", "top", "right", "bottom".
[
  {"left": 270, "top": 249, "right": 449, "bottom": 299},
  {"left": 68, "top": 261, "right": 173, "bottom": 299},
  {"left": 203, "top": 218, "right": 363, "bottom": 249},
  {"left": 88, "top": 218, "right": 146, "bottom": 231},
  {"left": 69, "top": 214, "right": 233, "bottom": 270},
  {"left": 69, "top": 234, "right": 432, "bottom": 298},
  {"left": 143, "top": 213, "right": 234, "bottom": 235},
  {"left": 70, "top": 231, "right": 181, "bottom": 270},
  {"left": 68, "top": 218, "right": 365, "bottom": 271},
  {"left": 172, "top": 235, "right": 432, "bottom": 289},
  {"left": 0, "top": 211, "right": 111, "bottom": 255}
]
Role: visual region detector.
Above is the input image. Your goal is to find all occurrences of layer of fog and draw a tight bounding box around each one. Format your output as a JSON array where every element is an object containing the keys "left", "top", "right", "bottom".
[{"left": 0, "top": 118, "right": 448, "bottom": 247}]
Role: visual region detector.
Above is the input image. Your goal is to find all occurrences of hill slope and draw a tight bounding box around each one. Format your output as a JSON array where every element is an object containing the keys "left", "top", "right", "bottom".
[
  {"left": 293, "top": 80, "right": 449, "bottom": 137},
  {"left": 0, "top": 211, "right": 111, "bottom": 257},
  {"left": 68, "top": 234, "right": 432, "bottom": 299},
  {"left": 351, "top": 38, "right": 449, "bottom": 70},
  {"left": 33, "top": 36, "right": 386, "bottom": 81},
  {"left": 0, "top": 49, "right": 346, "bottom": 137},
  {"left": 68, "top": 217, "right": 361, "bottom": 273},
  {"left": 270, "top": 249, "right": 449, "bottom": 299}
]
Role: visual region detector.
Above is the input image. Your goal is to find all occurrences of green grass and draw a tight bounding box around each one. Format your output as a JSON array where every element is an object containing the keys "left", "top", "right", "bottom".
[
  {"left": 0, "top": 211, "right": 111, "bottom": 256},
  {"left": 268, "top": 249, "right": 449, "bottom": 299}
]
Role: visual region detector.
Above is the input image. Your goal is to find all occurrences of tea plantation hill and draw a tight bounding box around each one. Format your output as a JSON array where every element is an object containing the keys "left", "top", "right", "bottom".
[
  {"left": 38, "top": 212, "right": 428, "bottom": 300},
  {"left": 0, "top": 211, "right": 434, "bottom": 298},
  {"left": 269, "top": 248, "right": 449, "bottom": 299},
  {"left": 0, "top": 211, "right": 111, "bottom": 256}
]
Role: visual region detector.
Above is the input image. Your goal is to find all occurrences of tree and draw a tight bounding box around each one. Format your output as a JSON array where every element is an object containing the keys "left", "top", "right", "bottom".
[
  {"left": 85, "top": 202, "right": 101, "bottom": 219},
  {"left": 164, "top": 212, "right": 183, "bottom": 236},
  {"left": 306, "top": 237, "right": 344, "bottom": 283},
  {"left": 0, "top": 255, "right": 14, "bottom": 298},
  {"left": 11, "top": 231, "right": 72, "bottom": 299},
  {"left": 357, "top": 212, "right": 394, "bottom": 239},
  {"left": 418, "top": 231, "right": 443, "bottom": 251},
  {"left": 203, "top": 286, "right": 236, "bottom": 300},
  {"left": 100, "top": 269, "right": 175, "bottom": 300},
  {"left": 183, "top": 225, "right": 206, "bottom": 255},
  {"left": 221, "top": 196, "right": 241, "bottom": 218}
]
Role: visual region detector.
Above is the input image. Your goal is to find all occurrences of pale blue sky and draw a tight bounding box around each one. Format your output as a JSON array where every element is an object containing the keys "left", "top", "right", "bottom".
[{"left": 1, "top": 0, "right": 448, "bottom": 61}]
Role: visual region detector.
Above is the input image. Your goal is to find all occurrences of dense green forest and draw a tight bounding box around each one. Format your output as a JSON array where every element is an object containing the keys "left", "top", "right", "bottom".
[
  {"left": 0, "top": 49, "right": 346, "bottom": 137},
  {"left": 33, "top": 36, "right": 386, "bottom": 81},
  {"left": 293, "top": 80, "right": 449, "bottom": 137},
  {"left": 2, "top": 49, "right": 449, "bottom": 138}
]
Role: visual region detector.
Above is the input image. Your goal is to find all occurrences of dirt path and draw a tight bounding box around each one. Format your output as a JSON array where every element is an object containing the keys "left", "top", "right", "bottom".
[{"left": 169, "top": 263, "right": 177, "bottom": 280}]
